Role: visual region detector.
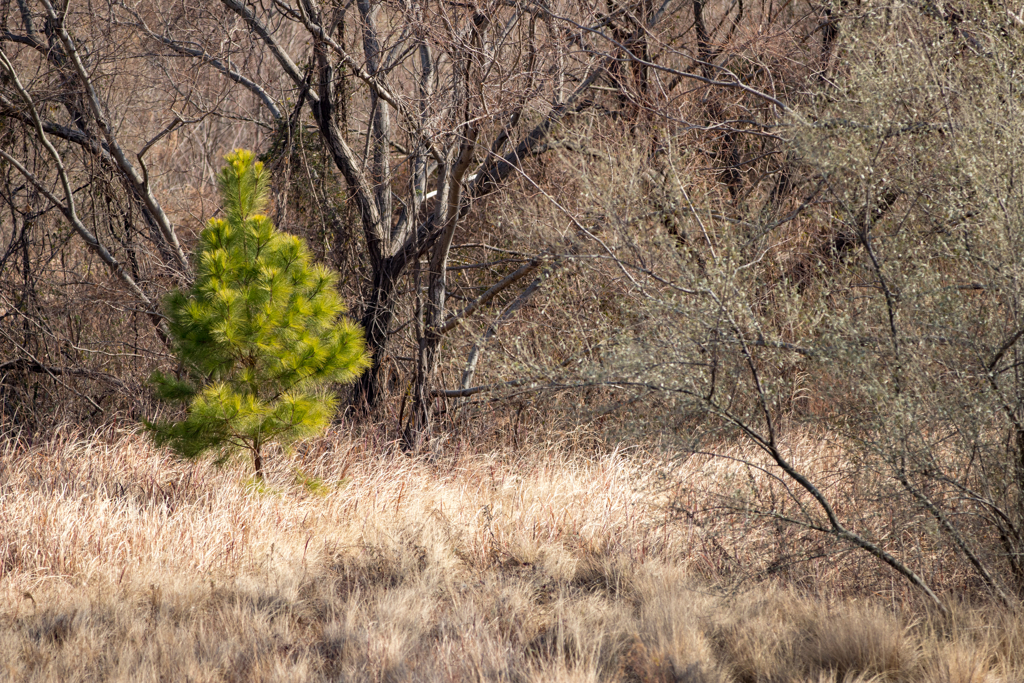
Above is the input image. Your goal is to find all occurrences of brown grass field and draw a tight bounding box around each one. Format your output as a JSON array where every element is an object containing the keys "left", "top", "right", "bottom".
[{"left": 1, "top": 426, "right": 1022, "bottom": 682}]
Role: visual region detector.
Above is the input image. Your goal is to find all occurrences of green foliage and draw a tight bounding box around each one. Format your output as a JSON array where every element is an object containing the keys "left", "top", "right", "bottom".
[
  {"left": 292, "top": 468, "right": 334, "bottom": 496},
  {"left": 146, "top": 150, "right": 370, "bottom": 476}
]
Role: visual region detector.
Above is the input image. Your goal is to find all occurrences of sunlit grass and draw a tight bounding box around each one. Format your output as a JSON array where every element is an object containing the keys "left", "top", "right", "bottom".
[{"left": 0, "top": 426, "right": 1020, "bottom": 682}]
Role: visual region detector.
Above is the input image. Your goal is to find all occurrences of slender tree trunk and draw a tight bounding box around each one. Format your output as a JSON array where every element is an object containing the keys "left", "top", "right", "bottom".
[
  {"left": 404, "top": 105, "right": 479, "bottom": 442},
  {"left": 353, "top": 259, "right": 400, "bottom": 411},
  {"left": 405, "top": 260, "right": 446, "bottom": 446}
]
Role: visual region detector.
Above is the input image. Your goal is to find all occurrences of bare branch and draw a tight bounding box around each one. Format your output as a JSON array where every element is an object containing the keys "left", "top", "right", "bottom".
[
  {"left": 0, "top": 45, "right": 168, "bottom": 343},
  {"left": 38, "top": 0, "right": 191, "bottom": 278}
]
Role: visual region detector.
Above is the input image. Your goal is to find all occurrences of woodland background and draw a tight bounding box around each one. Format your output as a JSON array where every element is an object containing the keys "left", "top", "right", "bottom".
[{"left": 3, "top": 0, "right": 1024, "bottom": 679}]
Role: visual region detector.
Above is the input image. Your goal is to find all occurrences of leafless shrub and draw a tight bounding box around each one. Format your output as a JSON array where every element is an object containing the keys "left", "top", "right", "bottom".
[{"left": 564, "top": 0, "right": 1024, "bottom": 611}]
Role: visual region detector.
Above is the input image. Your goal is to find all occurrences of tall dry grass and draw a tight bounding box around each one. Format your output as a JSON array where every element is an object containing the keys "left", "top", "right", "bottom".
[{"left": 1, "top": 426, "right": 1021, "bottom": 682}]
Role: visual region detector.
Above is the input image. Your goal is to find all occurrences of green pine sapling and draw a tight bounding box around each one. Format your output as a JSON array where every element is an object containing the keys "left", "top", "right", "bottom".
[{"left": 146, "top": 150, "right": 370, "bottom": 479}]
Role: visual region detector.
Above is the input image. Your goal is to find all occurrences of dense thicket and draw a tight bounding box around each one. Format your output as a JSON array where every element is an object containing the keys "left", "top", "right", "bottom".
[
  {"left": 576, "top": 1, "right": 1024, "bottom": 607},
  {"left": 0, "top": 0, "right": 806, "bottom": 433}
]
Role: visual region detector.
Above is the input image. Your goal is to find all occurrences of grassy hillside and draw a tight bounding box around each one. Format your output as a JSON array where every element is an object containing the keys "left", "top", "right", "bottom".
[{"left": 2, "top": 428, "right": 1021, "bottom": 682}]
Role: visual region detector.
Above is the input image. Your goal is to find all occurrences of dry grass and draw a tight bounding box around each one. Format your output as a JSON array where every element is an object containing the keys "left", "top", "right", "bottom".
[{"left": 0, "top": 426, "right": 1021, "bottom": 682}]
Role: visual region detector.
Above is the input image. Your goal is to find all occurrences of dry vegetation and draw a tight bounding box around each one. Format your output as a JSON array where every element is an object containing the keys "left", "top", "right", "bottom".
[
  {"left": 4, "top": 0, "right": 1024, "bottom": 678},
  {"left": 2, "top": 427, "right": 1022, "bottom": 682}
]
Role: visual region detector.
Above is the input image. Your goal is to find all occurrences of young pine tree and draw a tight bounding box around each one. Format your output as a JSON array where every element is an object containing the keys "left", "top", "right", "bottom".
[{"left": 147, "top": 150, "right": 370, "bottom": 479}]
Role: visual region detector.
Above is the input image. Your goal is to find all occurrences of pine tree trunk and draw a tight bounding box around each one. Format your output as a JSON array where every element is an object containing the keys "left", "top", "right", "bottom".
[{"left": 253, "top": 449, "right": 264, "bottom": 482}]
